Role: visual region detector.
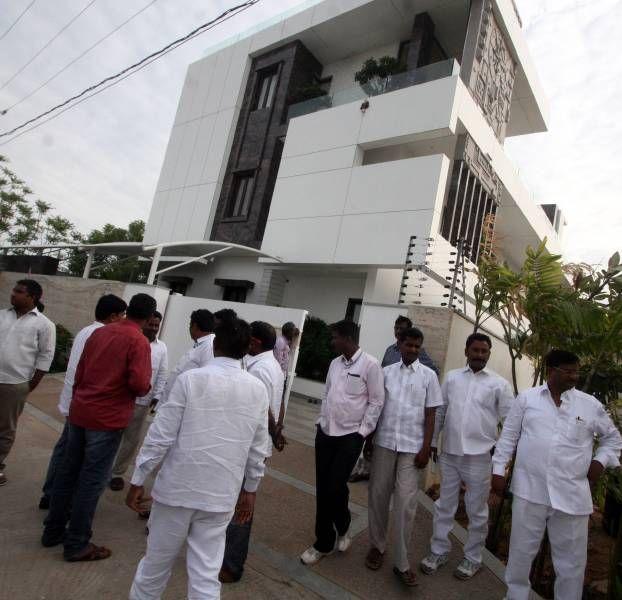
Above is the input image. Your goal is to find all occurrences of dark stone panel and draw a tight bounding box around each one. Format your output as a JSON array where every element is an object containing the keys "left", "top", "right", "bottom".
[{"left": 210, "top": 41, "right": 322, "bottom": 248}]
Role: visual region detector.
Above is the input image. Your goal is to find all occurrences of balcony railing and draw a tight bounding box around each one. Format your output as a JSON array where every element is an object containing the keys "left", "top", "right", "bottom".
[{"left": 287, "top": 58, "right": 460, "bottom": 121}]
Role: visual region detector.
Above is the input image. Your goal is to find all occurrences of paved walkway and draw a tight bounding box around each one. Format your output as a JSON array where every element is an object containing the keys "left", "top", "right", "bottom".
[{"left": 0, "top": 378, "right": 507, "bottom": 599}]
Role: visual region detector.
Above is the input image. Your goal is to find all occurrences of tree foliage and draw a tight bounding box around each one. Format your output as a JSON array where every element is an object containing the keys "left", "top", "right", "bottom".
[
  {"left": 66, "top": 220, "right": 148, "bottom": 282},
  {"left": 354, "top": 56, "right": 405, "bottom": 95}
]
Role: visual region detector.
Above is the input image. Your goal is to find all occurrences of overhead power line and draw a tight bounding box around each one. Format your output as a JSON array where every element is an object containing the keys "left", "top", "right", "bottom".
[
  {"left": 0, "top": 0, "right": 260, "bottom": 145},
  {"left": 0, "top": 0, "right": 37, "bottom": 43},
  {"left": 0, "top": 0, "right": 99, "bottom": 92},
  {"left": 3, "top": 0, "right": 160, "bottom": 114}
]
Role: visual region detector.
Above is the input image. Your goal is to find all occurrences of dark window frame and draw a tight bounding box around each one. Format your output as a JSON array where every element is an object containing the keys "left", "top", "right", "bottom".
[
  {"left": 253, "top": 64, "right": 280, "bottom": 111},
  {"left": 223, "top": 171, "right": 256, "bottom": 222},
  {"left": 222, "top": 286, "right": 248, "bottom": 303}
]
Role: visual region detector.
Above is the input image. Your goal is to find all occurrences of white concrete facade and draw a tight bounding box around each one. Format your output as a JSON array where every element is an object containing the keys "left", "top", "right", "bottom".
[{"left": 142, "top": 0, "right": 560, "bottom": 372}]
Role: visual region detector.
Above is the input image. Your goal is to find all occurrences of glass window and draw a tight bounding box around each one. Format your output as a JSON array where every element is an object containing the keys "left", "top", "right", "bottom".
[
  {"left": 255, "top": 66, "right": 279, "bottom": 110},
  {"left": 227, "top": 173, "right": 254, "bottom": 219}
]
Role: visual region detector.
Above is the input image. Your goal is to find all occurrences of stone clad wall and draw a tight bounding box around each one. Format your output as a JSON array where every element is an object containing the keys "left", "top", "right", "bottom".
[{"left": 0, "top": 271, "right": 126, "bottom": 335}]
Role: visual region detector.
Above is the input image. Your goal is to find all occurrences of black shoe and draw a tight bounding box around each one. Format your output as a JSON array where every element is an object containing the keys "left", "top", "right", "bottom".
[
  {"left": 39, "top": 496, "right": 50, "bottom": 510},
  {"left": 41, "top": 530, "right": 64, "bottom": 547}
]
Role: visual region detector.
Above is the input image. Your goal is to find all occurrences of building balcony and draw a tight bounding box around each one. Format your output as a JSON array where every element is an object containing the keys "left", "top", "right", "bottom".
[{"left": 287, "top": 59, "right": 460, "bottom": 121}]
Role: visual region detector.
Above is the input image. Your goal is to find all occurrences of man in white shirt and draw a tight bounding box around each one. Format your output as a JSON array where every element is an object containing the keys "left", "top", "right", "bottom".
[
  {"left": 110, "top": 311, "right": 168, "bottom": 492},
  {"left": 300, "top": 320, "right": 385, "bottom": 566},
  {"left": 164, "top": 309, "right": 215, "bottom": 397},
  {"left": 492, "top": 349, "right": 622, "bottom": 600},
  {"left": 39, "top": 294, "right": 127, "bottom": 508},
  {"left": 364, "top": 327, "right": 442, "bottom": 587},
  {"left": 421, "top": 332, "right": 514, "bottom": 580},
  {"left": 0, "top": 279, "right": 56, "bottom": 486},
  {"left": 126, "top": 318, "right": 269, "bottom": 600},
  {"left": 220, "top": 321, "right": 285, "bottom": 583}
]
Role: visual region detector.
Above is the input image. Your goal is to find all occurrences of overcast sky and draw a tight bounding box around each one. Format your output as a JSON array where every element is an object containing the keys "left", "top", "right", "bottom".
[{"left": 0, "top": 0, "right": 620, "bottom": 265}]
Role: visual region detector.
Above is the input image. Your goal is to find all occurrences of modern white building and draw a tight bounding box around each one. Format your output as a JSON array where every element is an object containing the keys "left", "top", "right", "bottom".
[{"left": 142, "top": 0, "right": 564, "bottom": 362}]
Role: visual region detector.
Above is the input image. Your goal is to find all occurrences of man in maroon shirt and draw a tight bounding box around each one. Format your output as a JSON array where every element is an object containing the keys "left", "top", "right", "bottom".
[{"left": 42, "top": 293, "right": 155, "bottom": 561}]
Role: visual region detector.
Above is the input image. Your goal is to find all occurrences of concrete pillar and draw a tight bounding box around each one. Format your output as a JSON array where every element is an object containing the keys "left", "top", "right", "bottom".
[
  {"left": 147, "top": 246, "right": 163, "bottom": 286},
  {"left": 82, "top": 250, "right": 94, "bottom": 279}
]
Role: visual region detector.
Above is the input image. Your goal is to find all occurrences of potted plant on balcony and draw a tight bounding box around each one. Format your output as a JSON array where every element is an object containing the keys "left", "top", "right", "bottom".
[
  {"left": 354, "top": 56, "right": 404, "bottom": 96},
  {"left": 288, "top": 82, "right": 330, "bottom": 107}
]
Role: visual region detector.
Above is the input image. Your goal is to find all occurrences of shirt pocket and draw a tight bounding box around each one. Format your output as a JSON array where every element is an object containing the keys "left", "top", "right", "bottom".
[
  {"left": 408, "top": 383, "right": 427, "bottom": 407},
  {"left": 565, "top": 417, "right": 593, "bottom": 446},
  {"left": 345, "top": 373, "right": 366, "bottom": 396}
]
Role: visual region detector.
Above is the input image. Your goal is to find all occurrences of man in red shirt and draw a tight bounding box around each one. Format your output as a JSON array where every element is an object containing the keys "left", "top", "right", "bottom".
[{"left": 42, "top": 293, "right": 155, "bottom": 561}]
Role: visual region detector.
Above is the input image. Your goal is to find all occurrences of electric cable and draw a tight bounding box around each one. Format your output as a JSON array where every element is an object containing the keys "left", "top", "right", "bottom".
[
  {"left": 0, "top": 0, "right": 259, "bottom": 145},
  {"left": 2, "top": 0, "right": 160, "bottom": 114},
  {"left": 0, "top": 0, "right": 37, "bottom": 43},
  {"left": 1, "top": 0, "right": 99, "bottom": 92}
]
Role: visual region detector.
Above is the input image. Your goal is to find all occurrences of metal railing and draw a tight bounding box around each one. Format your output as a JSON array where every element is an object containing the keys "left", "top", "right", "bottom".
[{"left": 287, "top": 58, "right": 459, "bottom": 121}]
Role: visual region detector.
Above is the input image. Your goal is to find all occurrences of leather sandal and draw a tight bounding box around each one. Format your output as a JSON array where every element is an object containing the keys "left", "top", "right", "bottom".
[
  {"left": 393, "top": 566, "right": 418, "bottom": 587},
  {"left": 365, "top": 547, "right": 384, "bottom": 570},
  {"left": 66, "top": 543, "right": 112, "bottom": 562}
]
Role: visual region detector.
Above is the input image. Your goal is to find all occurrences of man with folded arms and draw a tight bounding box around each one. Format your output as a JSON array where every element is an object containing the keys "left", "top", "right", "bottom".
[
  {"left": 42, "top": 293, "right": 155, "bottom": 561},
  {"left": 126, "top": 318, "right": 269, "bottom": 599},
  {"left": 365, "top": 327, "right": 442, "bottom": 586},
  {"left": 421, "top": 333, "right": 513, "bottom": 579},
  {"left": 300, "top": 320, "right": 384, "bottom": 565},
  {"left": 491, "top": 349, "right": 622, "bottom": 600}
]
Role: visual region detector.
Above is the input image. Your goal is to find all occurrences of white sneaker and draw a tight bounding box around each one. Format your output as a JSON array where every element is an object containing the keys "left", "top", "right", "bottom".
[
  {"left": 420, "top": 552, "right": 449, "bottom": 574},
  {"left": 300, "top": 546, "right": 329, "bottom": 565},
  {"left": 454, "top": 557, "right": 481, "bottom": 580},
  {"left": 337, "top": 532, "right": 352, "bottom": 552}
]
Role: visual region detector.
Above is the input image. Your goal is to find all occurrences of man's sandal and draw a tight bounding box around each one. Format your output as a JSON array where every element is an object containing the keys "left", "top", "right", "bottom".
[
  {"left": 393, "top": 567, "right": 418, "bottom": 587},
  {"left": 365, "top": 547, "right": 384, "bottom": 570},
  {"left": 66, "top": 543, "right": 112, "bottom": 562}
]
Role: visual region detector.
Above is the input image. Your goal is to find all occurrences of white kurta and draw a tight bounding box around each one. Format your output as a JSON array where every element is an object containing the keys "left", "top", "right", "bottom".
[
  {"left": 57, "top": 321, "right": 103, "bottom": 417},
  {"left": 164, "top": 333, "right": 215, "bottom": 400},
  {"left": 135, "top": 339, "right": 168, "bottom": 407},
  {"left": 131, "top": 356, "right": 270, "bottom": 509}
]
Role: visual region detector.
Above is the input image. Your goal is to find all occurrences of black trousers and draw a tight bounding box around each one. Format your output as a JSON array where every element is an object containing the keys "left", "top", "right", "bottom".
[{"left": 314, "top": 426, "right": 364, "bottom": 553}]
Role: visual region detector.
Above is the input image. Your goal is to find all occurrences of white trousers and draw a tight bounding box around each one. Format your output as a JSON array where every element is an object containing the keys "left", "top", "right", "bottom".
[
  {"left": 430, "top": 452, "right": 491, "bottom": 564},
  {"left": 368, "top": 446, "right": 423, "bottom": 572},
  {"left": 129, "top": 501, "right": 233, "bottom": 600},
  {"left": 505, "top": 496, "right": 588, "bottom": 600}
]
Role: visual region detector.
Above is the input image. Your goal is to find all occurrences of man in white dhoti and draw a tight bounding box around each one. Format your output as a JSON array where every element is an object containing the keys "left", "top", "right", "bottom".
[
  {"left": 491, "top": 349, "right": 622, "bottom": 600},
  {"left": 421, "top": 332, "right": 514, "bottom": 579},
  {"left": 126, "top": 318, "right": 269, "bottom": 600}
]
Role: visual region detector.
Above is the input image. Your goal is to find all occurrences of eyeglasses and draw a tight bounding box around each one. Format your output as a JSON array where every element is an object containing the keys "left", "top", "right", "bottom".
[{"left": 551, "top": 366, "right": 580, "bottom": 376}]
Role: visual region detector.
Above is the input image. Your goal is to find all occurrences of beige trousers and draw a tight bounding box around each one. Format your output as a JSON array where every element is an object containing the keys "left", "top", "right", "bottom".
[
  {"left": 0, "top": 382, "right": 30, "bottom": 468},
  {"left": 112, "top": 404, "right": 150, "bottom": 477},
  {"left": 368, "top": 445, "right": 424, "bottom": 572}
]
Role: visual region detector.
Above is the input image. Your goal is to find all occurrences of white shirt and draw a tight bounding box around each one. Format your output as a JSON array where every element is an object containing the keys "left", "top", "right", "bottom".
[
  {"left": 135, "top": 339, "right": 168, "bottom": 406},
  {"left": 245, "top": 350, "right": 285, "bottom": 457},
  {"left": 434, "top": 366, "right": 514, "bottom": 456},
  {"left": 164, "top": 333, "right": 215, "bottom": 398},
  {"left": 374, "top": 359, "right": 443, "bottom": 454},
  {"left": 0, "top": 307, "right": 56, "bottom": 384},
  {"left": 57, "top": 321, "right": 103, "bottom": 416},
  {"left": 492, "top": 384, "right": 622, "bottom": 515},
  {"left": 318, "top": 349, "right": 385, "bottom": 438},
  {"left": 131, "top": 357, "right": 269, "bottom": 513}
]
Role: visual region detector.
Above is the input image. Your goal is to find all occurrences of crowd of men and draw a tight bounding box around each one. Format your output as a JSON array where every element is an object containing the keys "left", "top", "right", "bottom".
[{"left": 0, "top": 277, "right": 620, "bottom": 600}]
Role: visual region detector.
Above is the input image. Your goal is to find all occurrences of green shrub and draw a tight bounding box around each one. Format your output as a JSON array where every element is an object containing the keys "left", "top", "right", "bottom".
[
  {"left": 50, "top": 324, "right": 73, "bottom": 373},
  {"left": 295, "top": 316, "right": 336, "bottom": 382}
]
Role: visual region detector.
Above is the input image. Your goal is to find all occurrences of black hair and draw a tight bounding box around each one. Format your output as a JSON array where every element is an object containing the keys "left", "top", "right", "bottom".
[
  {"left": 398, "top": 326, "right": 424, "bottom": 343},
  {"left": 190, "top": 309, "right": 214, "bottom": 333},
  {"left": 214, "top": 308, "right": 237, "bottom": 325},
  {"left": 545, "top": 349, "right": 580, "bottom": 369},
  {"left": 153, "top": 310, "right": 163, "bottom": 321},
  {"left": 17, "top": 278, "right": 44, "bottom": 311},
  {"left": 329, "top": 319, "right": 359, "bottom": 343},
  {"left": 466, "top": 332, "right": 492, "bottom": 349},
  {"left": 214, "top": 317, "right": 251, "bottom": 359},
  {"left": 281, "top": 321, "right": 298, "bottom": 340},
  {"left": 94, "top": 294, "right": 127, "bottom": 321},
  {"left": 251, "top": 321, "right": 277, "bottom": 351},
  {"left": 395, "top": 315, "right": 412, "bottom": 328},
  {"left": 126, "top": 293, "right": 157, "bottom": 320}
]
